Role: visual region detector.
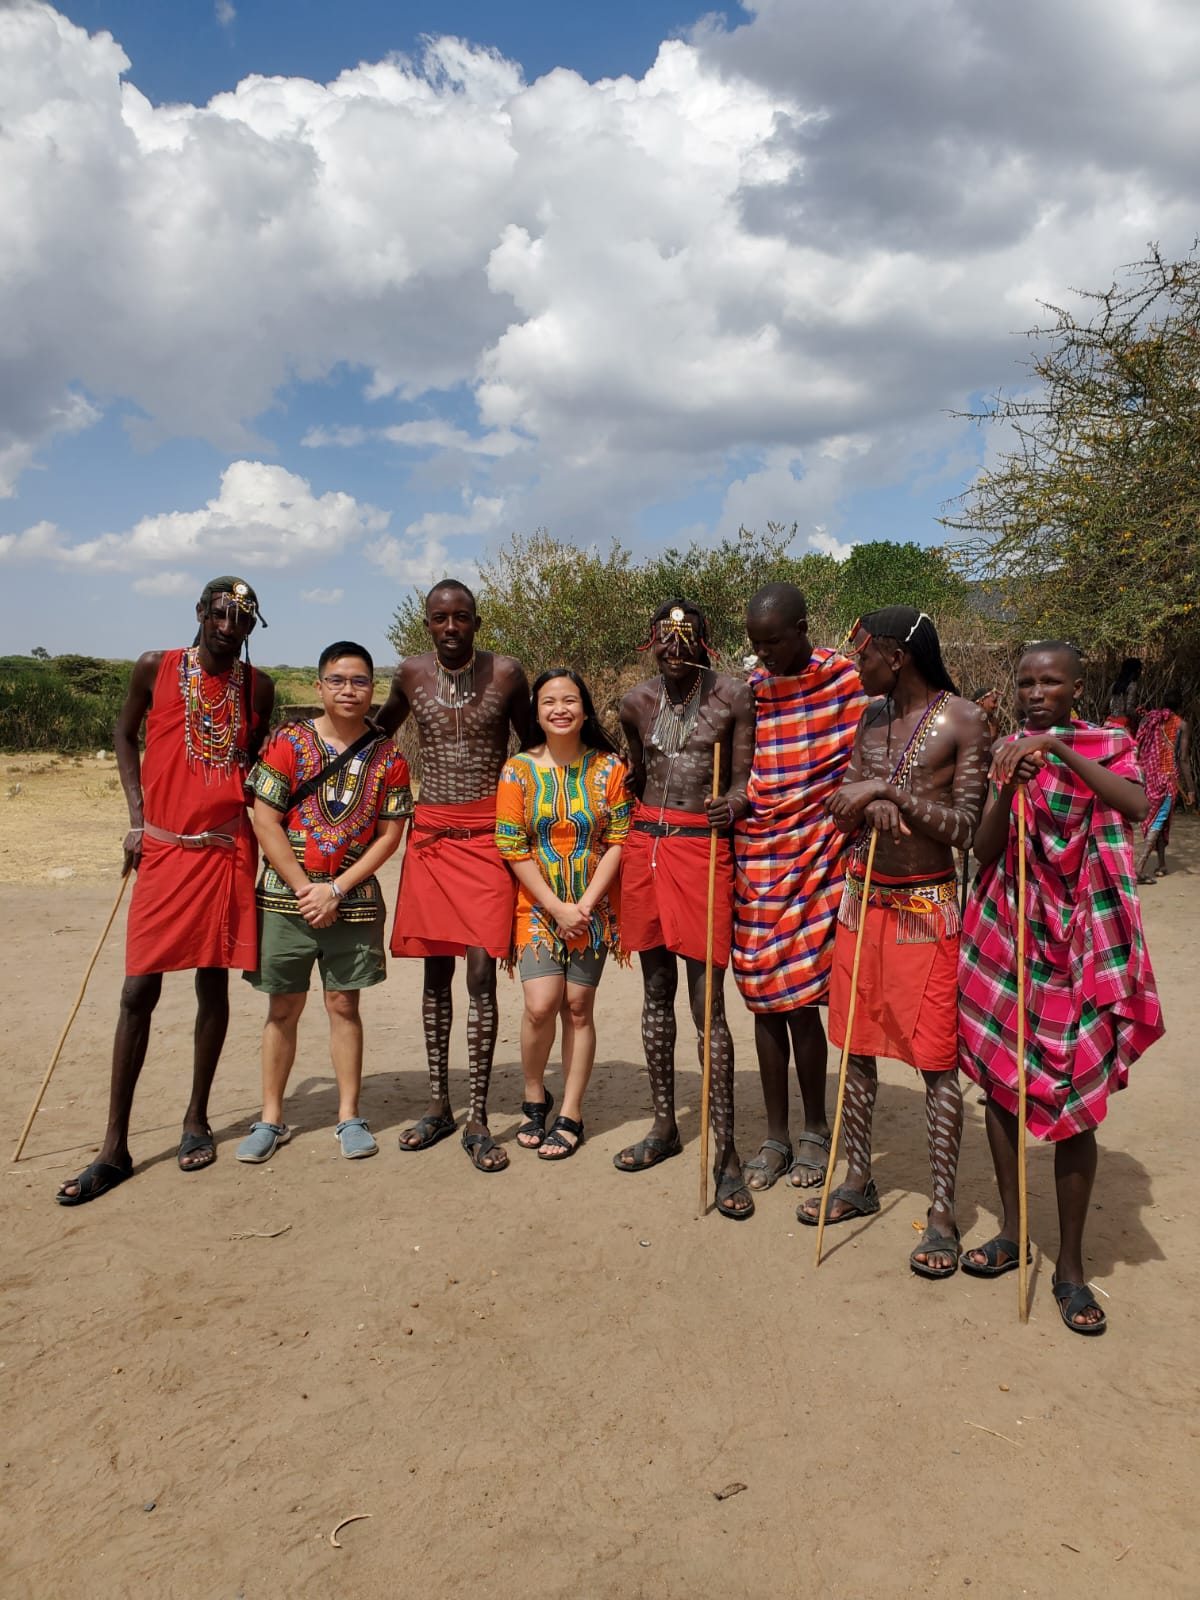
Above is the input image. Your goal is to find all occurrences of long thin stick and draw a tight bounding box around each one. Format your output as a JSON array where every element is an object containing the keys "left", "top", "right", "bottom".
[
  {"left": 11, "top": 868, "right": 131, "bottom": 1163},
  {"left": 1016, "top": 789, "right": 1030, "bottom": 1324},
  {"left": 698, "top": 744, "right": 721, "bottom": 1215},
  {"left": 814, "top": 828, "right": 878, "bottom": 1266}
]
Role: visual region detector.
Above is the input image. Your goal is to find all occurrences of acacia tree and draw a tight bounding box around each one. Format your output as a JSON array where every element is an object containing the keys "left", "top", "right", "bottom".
[{"left": 943, "top": 246, "right": 1200, "bottom": 654}]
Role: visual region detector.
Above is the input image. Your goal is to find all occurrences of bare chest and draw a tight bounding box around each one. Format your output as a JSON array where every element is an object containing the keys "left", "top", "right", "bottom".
[{"left": 860, "top": 705, "right": 955, "bottom": 791}]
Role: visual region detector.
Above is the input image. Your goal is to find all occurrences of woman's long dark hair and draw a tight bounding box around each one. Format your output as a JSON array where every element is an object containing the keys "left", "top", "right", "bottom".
[{"left": 523, "top": 668, "right": 621, "bottom": 757}]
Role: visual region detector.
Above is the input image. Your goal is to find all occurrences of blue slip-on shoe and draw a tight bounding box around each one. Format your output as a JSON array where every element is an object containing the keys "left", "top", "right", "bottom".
[
  {"left": 236, "top": 1121, "right": 292, "bottom": 1163},
  {"left": 336, "top": 1117, "right": 378, "bottom": 1159}
]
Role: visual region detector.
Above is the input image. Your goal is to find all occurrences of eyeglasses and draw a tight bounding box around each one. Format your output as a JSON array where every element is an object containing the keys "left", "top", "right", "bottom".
[{"left": 321, "top": 675, "right": 372, "bottom": 690}]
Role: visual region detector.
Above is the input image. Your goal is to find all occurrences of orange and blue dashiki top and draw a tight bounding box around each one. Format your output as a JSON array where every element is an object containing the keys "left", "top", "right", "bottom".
[
  {"left": 250, "top": 721, "right": 412, "bottom": 923},
  {"left": 495, "top": 749, "right": 631, "bottom": 959}
]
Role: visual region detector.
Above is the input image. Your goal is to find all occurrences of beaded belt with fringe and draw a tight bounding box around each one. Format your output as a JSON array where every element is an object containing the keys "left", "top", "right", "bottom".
[{"left": 837, "top": 867, "right": 960, "bottom": 944}]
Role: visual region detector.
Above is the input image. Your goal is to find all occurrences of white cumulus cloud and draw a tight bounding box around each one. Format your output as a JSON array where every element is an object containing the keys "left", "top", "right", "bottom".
[
  {"left": 300, "top": 586, "right": 345, "bottom": 605},
  {"left": 0, "top": 461, "right": 387, "bottom": 570},
  {"left": 2, "top": 0, "right": 1200, "bottom": 552}
]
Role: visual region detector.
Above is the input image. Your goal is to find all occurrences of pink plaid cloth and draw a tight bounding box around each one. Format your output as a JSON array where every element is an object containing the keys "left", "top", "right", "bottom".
[{"left": 958, "top": 723, "right": 1164, "bottom": 1140}]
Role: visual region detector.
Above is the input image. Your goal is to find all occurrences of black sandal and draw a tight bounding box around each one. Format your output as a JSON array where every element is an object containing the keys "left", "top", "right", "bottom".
[
  {"left": 462, "top": 1128, "right": 509, "bottom": 1173},
  {"left": 398, "top": 1112, "right": 457, "bottom": 1151},
  {"left": 795, "top": 1178, "right": 880, "bottom": 1226},
  {"left": 516, "top": 1090, "right": 554, "bottom": 1150},
  {"left": 177, "top": 1128, "right": 216, "bottom": 1173},
  {"left": 715, "top": 1171, "right": 755, "bottom": 1220},
  {"left": 1052, "top": 1277, "right": 1107, "bottom": 1336},
  {"left": 613, "top": 1131, "right": 682, "bottom": 1171},
  {"left": 960, "top": 1235, "right": 1031, "bottom": 1278},
  {"left": 538, "top": 1115, "right": 584, "bottom": 1161},
  {"left": 910, "top": 1221, "right": 961, "bottom": 1279}
]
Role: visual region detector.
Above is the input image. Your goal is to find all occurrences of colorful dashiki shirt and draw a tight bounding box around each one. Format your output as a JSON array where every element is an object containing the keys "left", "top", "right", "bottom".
[
  {"left": 250, "top": 721, "right": 412, "bottom": 923},
  {"left": 495, "top": 749, "right": 631, "bottom": 960},
  {"left": 733, "top": 649, "right": 867, "bottom": 1012},
  {"left": 959, "top": 722, "right": 1164, "bottom": 1140}
]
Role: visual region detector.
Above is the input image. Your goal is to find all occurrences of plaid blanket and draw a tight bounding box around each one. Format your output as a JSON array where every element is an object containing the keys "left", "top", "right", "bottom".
[
  {"left": 959, "top": 722, "right": 1164, "bottom": 1139},
  {"left": 733, "top": 649, "right": 866, "bottom": 1012},
  {"left": 1135, "top": 709, "right": 1182, "bottom": 840}
]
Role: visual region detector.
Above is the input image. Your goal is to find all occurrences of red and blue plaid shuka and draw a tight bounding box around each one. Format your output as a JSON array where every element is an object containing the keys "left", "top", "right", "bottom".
[
  {"left": 959, "top": 722, "right": 1164, "bottom": 1140},
  {"left": 733, "top": 649, "right": 866, "bottom": 1012}
]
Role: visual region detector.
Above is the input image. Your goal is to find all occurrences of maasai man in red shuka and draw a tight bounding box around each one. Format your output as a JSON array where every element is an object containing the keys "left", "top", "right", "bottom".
[
  {"left": 373, "top": 580, "right": 529, "bottom": 1174},
  {"left": 1134, "top": 689, "right": 1193, "bottom": 882},
  {"left": 733, "top": 583, "right": 867, "bottom": 1197},
  {"left": 959, "top": 641, "right": 1164, "bottom": 1336},
  {"left": 799, "top": 608, "right": 991, "bottom": 1281},
  {"left": 56, "top": 578, "right": 275, "bottom": 1206},
  {"left": 614, "top": 600, "right": 757, "bottom": 1219}
]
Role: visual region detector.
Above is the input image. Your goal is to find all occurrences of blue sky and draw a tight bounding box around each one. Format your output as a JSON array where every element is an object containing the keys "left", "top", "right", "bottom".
[{"left": 3, "top": 0, "right": 1199, "bottom": 667}]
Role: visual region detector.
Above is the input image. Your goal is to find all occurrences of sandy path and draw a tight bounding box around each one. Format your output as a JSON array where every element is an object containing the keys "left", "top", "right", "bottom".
[{"left": 1, "top": 812, "right": 1196, "bottom": 1598}]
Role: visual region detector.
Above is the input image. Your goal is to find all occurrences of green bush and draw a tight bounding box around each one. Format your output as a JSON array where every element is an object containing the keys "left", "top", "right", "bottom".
[{"left": 0, "top": 656, "right": 129, "bottom": 751}]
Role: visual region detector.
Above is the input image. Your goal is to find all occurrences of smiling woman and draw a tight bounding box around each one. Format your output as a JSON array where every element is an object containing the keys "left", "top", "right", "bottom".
[{"left": 495, "top": 668, "right": 630, "bottom": 1160}]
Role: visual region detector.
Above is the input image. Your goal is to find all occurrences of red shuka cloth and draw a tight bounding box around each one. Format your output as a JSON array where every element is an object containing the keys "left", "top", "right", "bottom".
[
  {"left": 125, "top": 648, "right": 259, "bottom": 976},
  {"left": 620, "top": 802, "right": 733, "bottom": 966},
  {"left": 391, "top": 797, "right": 515, "bottom": 959},
  {"left": 827, "top": 905, "right": 959, "bottom": 1072}
]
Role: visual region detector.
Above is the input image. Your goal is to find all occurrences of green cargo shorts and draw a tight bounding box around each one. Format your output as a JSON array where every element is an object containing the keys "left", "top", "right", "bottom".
[{"left": 245, "top": 908, "right": 387, "bottom": 994}]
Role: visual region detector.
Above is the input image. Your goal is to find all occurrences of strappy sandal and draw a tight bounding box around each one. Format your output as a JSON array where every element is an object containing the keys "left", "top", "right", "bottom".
[
  {"left": 397, "top": 1112, "right": 456, "bottom": 1152},
  {"left": 795, "top": 1178, "right": 880, "bottom": 1226},
  {"left": 538, "top": 1115, "right": 584, "bottom": 1161},
  {"left": 910, "top": 1220, "right": 961, "bottom": 1279},
  {"left": 715, "top": 1171, "right": 755, "bottom": 1220},
  {"left": 960, "top": 1235, "right": 1031, "bottom": 1278},
  {"left": 177, "top": 1128, "right": 216, "bottom": 1172},
  {"left": 788, "top": 1131, "right": 832, "bottom": 1188},
  {"left": 1052, "top": 1277, "right": 1107, "bottom": 1336},
  {"left": 742, "top": 1138, "right": 792, "bottom": 1191},
  {"left": 462, "top": 1128, "right": 509, "bottom": 1172},
  {"left": 613, "top": 1131, "right": 682, "bottom": 1171},
  {"left": 516, "top": 1090, "right": 554, "bottom": 1150}
]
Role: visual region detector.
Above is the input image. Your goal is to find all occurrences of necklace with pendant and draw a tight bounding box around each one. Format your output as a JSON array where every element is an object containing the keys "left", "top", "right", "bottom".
[
  {"left": 435, "top": 653, "right": 477, "bottom": 756},
  {"left": 649, "top": 670, "right": 703, "bottom": 755}
]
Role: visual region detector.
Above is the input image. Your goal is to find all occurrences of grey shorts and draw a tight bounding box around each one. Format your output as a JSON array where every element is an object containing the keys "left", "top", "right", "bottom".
[
  {"left": 245, "top": 909, "right": 387, "bottom": 993},
  {"left": 517, "top": 942, "right": 608, "bottom": 988}
]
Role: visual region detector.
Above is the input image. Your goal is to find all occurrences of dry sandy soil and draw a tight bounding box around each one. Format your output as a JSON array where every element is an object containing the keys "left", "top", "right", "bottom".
[{"left": 1, "top": 766, "right": 1196, "bottom": 1598}]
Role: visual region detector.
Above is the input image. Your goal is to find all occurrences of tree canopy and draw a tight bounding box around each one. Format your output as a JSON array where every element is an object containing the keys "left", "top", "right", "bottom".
[
  {"left": 943, "top": 245, "right": 1200, "bottom": 656},
  {"left": 388, "top": 527, "right": 969, "bottom": 673}
]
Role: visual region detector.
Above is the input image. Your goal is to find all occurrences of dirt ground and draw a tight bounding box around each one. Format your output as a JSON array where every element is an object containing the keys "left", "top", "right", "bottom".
[{"left": 1, "top": 773, "right": 1196, "bottom": 1598}]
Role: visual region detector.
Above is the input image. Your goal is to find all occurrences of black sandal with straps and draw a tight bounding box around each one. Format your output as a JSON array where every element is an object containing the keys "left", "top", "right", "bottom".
[
  {"left": 538, "top": 1115, "right": 584, "bottom": 1161},
  {"left": 516, "top": 1090, "right": 554, "bottom": 1149}
]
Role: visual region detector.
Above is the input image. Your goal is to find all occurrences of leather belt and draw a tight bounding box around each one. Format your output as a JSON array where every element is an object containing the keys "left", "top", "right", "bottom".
[
  {"left": 413, "top": 823, "right": 494, "bottom": 849},
  {"left": 633, "top": 818, "right": 727, "bottom": 840},
  {"left": 143, "top": 814, "right": 244, "bottom": 850}
]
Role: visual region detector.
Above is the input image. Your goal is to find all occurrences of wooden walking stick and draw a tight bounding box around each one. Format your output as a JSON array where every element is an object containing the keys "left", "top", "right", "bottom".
[
  {"left": 1015, "top": 788, "right": 1030, "bottom": 1324},
  {"left": 814, "top": 828, "right": 879, "bottom": 1267},
  {"left": 12, "top": 867, "right": 131, "bottom": 1163},
  {"left": 698, "top": 744, "right": 722, "bottom": 1215}
]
